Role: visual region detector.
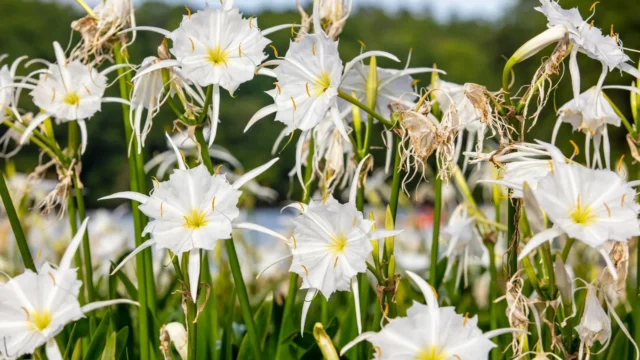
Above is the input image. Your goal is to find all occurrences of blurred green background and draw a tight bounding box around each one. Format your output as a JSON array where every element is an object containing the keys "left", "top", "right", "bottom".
[{"left": 2, "top": 0, "right": 640, "bottom": 207}]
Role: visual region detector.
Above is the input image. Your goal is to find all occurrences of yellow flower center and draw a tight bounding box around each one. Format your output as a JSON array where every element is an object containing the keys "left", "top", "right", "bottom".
[
  {"left": 183, "top": 209, "right": 208, "bottom": 229},
  {"left": 416, "top": 346, "right": 447, "bottom": 360},
  {"left": 328, "top": 233, "right": 348, "bottom": 254},
  {"left": 314, "top": 71, "right": 332, "bottom": 95},
  {"left": 569, "top": 197, "right": 597, "bottom": 226},
  {"left": 63, "top": 92, "right": 80, "bottom": 106},
  {"left": 207, "top": 46, "right": 229, "bottom": 66},
  {"left": 30, "top": 310, "right": 52, "bottom": 331}
]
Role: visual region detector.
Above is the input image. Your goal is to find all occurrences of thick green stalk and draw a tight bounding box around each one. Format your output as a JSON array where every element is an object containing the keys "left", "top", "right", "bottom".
[
  {"left": 66, "top": 188, "right": 85, "bottom": 305},
  {"left": 540, "top": 243, "right": 556, "bottom": 298},
  {"left": 113, "top": 43, "right": 151, "bottom": 360},
  {"left": 276, "top": 134, "right": 315, "bottom": 359},
  {"left": 0, "top": 171, "right": 35, "bottom": 271},
  {"left": 183, "top": 253, "right": 198, "bottom": 360},
  {"left": 561, "top": 238, "right": 574, "bottom": 262},
  {"left": 487, "top": 242, "right": 499, "bottom": 360},
  {"left": 195, "top": 127, "right": 214, "bottom": 170},
  {"left": 192, "top": 129, "right": 260, "bottom": 359},
  {"left": 506, "top": 199, "right": 519, "bottom": 277},
  {"left": 388, "top": 143, "right": 402, "bottom": 221},
  {"left": 68, "top": 121, "right": 96, "bottom": 302},
  {"left": 338, "top": 90, "right": 394, "bottom": 127},
  {"left": 430, "top": 177, "right": 443, "bottom": 284}
]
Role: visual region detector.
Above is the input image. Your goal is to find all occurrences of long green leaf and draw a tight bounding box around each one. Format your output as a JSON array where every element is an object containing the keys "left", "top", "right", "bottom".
[
  {"left": 85, "top": 315, "right": 111, "bottom": 359},
  {"left": 238, "top": 293, "right": 274, "bottom": 358}
]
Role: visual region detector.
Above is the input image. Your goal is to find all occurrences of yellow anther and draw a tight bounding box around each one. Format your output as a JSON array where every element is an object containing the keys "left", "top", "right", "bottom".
[
  {"left": 333, "top": 257, "right": 339, "bottom": 268},
  {"left": 463, "top": 312, "right": 469, "bottom": 326},
  {"left": 152, "top": 176, "right": 160, "bottom": 188},
  {"left": 352, "top": 216, "right": 357, "bottom": 227},
  {"left": 189, "top": 38, "right": 195, "bottom": 52},
  {"left": 610, "top": 24, "right": 614, "bottom": 37},
  {"left": 269, "top": 44, "right": 279, "bottom": 58},
  {"left": 179, "top": 149, "right": 187, "bottom": 165},
  {"left": 429, "top": 284, "right": 438, "bottom": 299},
  {"left": 549, "top": 160, "right": 554, "bottom": 175},
  {"left": 373, "top": 346, "right": 382, "bottom": 357},
  {"left": 411, "top": 79, "right": 421, "bottom": 87},
  {"left": 383, "top": 302, "right": 389, "bottom": 316},
  {"left": 589, "top": 20, "right": 595, "bottom": 29},
  {"left": 21, "top": 307, "right": 29, "bottom": 319},
  {"left": 51, "top": 89, "right": 56, "bottom": 102},
  {"left": 215, "top": 164, "right": 223, "bottom": 175},
  {"left": 569, "top": 139, "right": 579, "bottom": 155},
  {"left": 248, "top": 16, "right": 254, "bottom": 28},
  {"left": 305, "top": 83, "right": 311, "bottom": 97},
  {"left": 274, "top": 82, "right": 282, "bottom": 95},
  {"left": 603, "top": 202, "right": 611, "bottom": 217},
  {"left": 311, "top": 43, "right": 316, "bottom": 56},
  {"left": 292, "top": 235, "right": 297, "bottom": 249},
  {"left": 617, "top": 154, "right": 625, "bottom": 173},
  {"left": 301, "top": 264, "right": 309, "bottom": 278},
  {"left": 238, "top": 45, "right": 242, "bottom": 57},
  {"left": 160, "top": 202, "right": 164, "bottom": 218},
  {"left": 590, "top": 1, "right": 599, "bottom": 11},
  {"left": 621, "top": 193, "right": 627, "bottom": 206},
  {"left": 291, "top": 22, "right": 296, "bottom": 37},
  {"left": 211, "top": 197, "right": 216, "bottom": 211},
  {"left": 84, "top": 85, "right": 92, "bottom": 95},
  {"left": 290, "top": 97, "right": 297, "bottom": 111},
  {"left": 358, "top": 40, "right": 366, "bottom": 49},
  {"left": 185, "top": 6, "right": 192, "bottom": 18}
]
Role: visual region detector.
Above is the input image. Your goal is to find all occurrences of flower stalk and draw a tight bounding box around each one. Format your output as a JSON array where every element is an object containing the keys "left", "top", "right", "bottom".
[
  {"left": 430, "top": 176, "right": 442, "bottom": 284},
  {"left": 0, "top": 170, "right": 35, "bottom": 271}
]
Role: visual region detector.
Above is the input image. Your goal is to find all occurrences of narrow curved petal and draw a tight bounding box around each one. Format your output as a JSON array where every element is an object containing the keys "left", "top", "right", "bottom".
[
  {"left": 329, "top": 104, "right": 350, "bottom": 141},
  {"left": 119, "top": 26, "right": 172, "bottom": 38},
  {"left": 405, "top": 271, "right": 439, "bottom": 346},
  {"left": 59, "top": 218, "right": 89, "bottom": 272},
  {"left": 131, "top": 60, "right": 181, "bottom": 82},
  {"left": 233, "top": 222, "right": 289, "bottom": 242},
  {"left": 110, "top": 239, "right": 156, "bottom": 275},
  {"left": 99, "top": 191, "right": 150, "bottom": 204},
  {"left": 208, "top": 84, "right": 220, "bottom": 147},
  {"left": 296, "top": 130, "right": 308, "bottom": 192},
  {"left": 517, "top": 227, "right": 564, "bottom": 261},
  {"left": 81, "top": 299, "right": 139, "bottom": 314},
  {"left": 349, "top": 154, "right": 370, "bottom": 205},
  {"left": 261, "top": 24, "right": 300, "bottom": 36},
  {"left": 339, "top": 332, "right": 376, "bottom": 356},
  {"left": 19, "top": 112, "right": 50, "bottom": 145},
  {"left": 256, "top": 254, "right": 292, "bottom": 279},
  {"left": 256, "top": 67, "right": 277, "bottom": 78},
  {"left": 46, "top": 340, "right": 63, "bottom": 360},
  {"left": 245, "top": 104, "right": 278, "bottom": 132},
  {"left": 301, "top": 288, "right": 318, "bottom": 336},
  {"left": 599, "top": 247, "right": 618, "bottom": 281},
  {"left": 166, "top": 132, "right": 187, "bottom": 170},
  {"left": 78, "top": 119, "right": 88, "bottom": 154},
  {"left": 102, "top": 97, "right": 132, "bottom": 106},
  {"left": 341, "top": 51, "right": 401, "bottom": 82},
  {"left": 100, "top": 64, "right": 132, "bottom": 78},
  {"left": 232, "top": 158, "right": 279, "bottom": 190}
]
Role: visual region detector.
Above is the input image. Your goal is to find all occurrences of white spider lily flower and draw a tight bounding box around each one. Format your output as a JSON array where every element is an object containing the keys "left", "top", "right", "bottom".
[
  {"left": 576, "top": 284, "right": 611, "bottom": 356},
  {"left": 101, "top": 134, "right": 280, "bottom": 301},
  {"left": 316, "top": 0, "right": 353, "bottom": 38},
  {"left": 442, "top": 204, "right": 486, "bottom": 288},
  {"left": 0, "top": 219, "right": 137, "bottom": 359},
  {"left": 271, "top": 155, "right": 401, "bottom": 335},
  {"left": 339, "top": 58, "right": 445, "bottom": 118},
  {"left": 94, "top": 0, "right": 135, "bottom": 33},
  {"left": 18, "top": 42, "right": 126, "bottom": 154},
  {"left": 88, "top": 209, "right": 132, "bottom": 278},
  {"left": 0, "top": 55, "right": 28, "bottom": 115},
  {"left": 512, "top": 142, "right": 640, "bottom": 280},
  {"left": 340, "top": 271, "right": 522, "bottom": 359},
  {"left": 466, "top": 142, "right": 554, "bottom": 198},
  {"left": 123, "top": 0, "right": 295, "bottom": 148},
  {"left": 518, "top": 0, "right": 640, "bottom": 105},
  {"left": 130, "top": 56, "right": 167, "bottom": 154},
  {"left": 553, "top": 87, "right": 620, "bottom": 169},
  {"left": 312, "top": 117, "right": 355, "bottom": 192},
  {"left": 245, "top": 0, "right": 400, "bottom": 139}
]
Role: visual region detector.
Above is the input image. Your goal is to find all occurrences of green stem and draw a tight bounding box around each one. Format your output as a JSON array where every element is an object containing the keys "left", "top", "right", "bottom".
[
  {"left": 183, "top": 252, "right": 198, "bottom": 360},
  {"left": 198, "top": 85, "right": 213, "bottom": 124},
  {"left": 67, "top": 186, "right": 86, "bottom": 304},
  {"left": 68, "top": 121, "right": 95, "bottom": 303},
  {"left": 338, "top": 90, "right": 394, "bottom": 127},
  {"left": 0, "top": 171, "right": 35, "bottom": 271},
  {"left": 388, "top": 142, "right": 402, "bottom": 221},
  {"left": 603, "top": 92, "right": 635, "bottom": 136},
  {"left": 113, "top": 42, "right": 151, "bottom": 360},
  {"left": 226, "top": 239, "right": 260, "bottom": 359},
  {"left": 502, "top": 57, "right": 517, "bottom": 107},
  {"left": 540, "top": 243, "right": 556, "bottom": 299},
  {"left": 192, "top": 128, "right": 260, "bottom": 359},
  {"left": 487, "top": 242, "right": 499, "bottom": 360},
  {"left": 276, "top": 134, "right": 315, "bottom": 359},
  {"left": 506, "top": 199, "right": 519, "bottom": 277},
  {"left": 195, "top": 127, "right": 214, "bottom": 170},
  {"left": 430, "top": 177, "right": 442, "bottom": 284}
]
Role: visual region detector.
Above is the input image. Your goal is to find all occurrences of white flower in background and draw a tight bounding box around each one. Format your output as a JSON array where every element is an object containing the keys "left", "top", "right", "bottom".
[
  {"left": 516, "top": 0, "right": 640, "bottom": 106},
  {"left": 102, "top": 134, "right": 280, "bottom": 300},
  {"left": 0, "top": 219, "right": 137, "bottom": 359},
  {"left": 341, "top": 271, "right": 520, "bottom": 359},
  {"left": 312, "top": 118, "right": 355, "bottom": 192},
  {"left": 467, "top": 142, "right": 555, "bottom": 198},
  {"left": 511, "top": 142, "right": 640, "bottom": 280},
  {"left": 88, "top": 208, "right": 132, "bottom": 277},
  {"left": 442, "top": 204, "right": 486, "bottom": 287},
  {"left": 161, "top": 322, "right": 188, "bottom": 360},
  {"left": 339, "top": 58, "right": 444, "bottom": 118},
  {"left": 576, "top": 284, "right": 611, "bottom": 356},
  {"left": 316, "top": 0, "right": 352, "bottom": 38},
  {"left": 553, "top": 87, "right": 621, "bottom": 169},
  {"left": 393, "top": 224, "right": 432, "bottom": 273},
  {"left": 0, "top": 55, "right": 28, "bottom": 116},
  {"left": 18, "top": 42, "right": 125, "bottom": 154},
  {"left": 130, "top": 56, "right": 166, "bottom": 153},
  {"left": 246, "top": 0, "right": 400, "bottom": 140}
]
